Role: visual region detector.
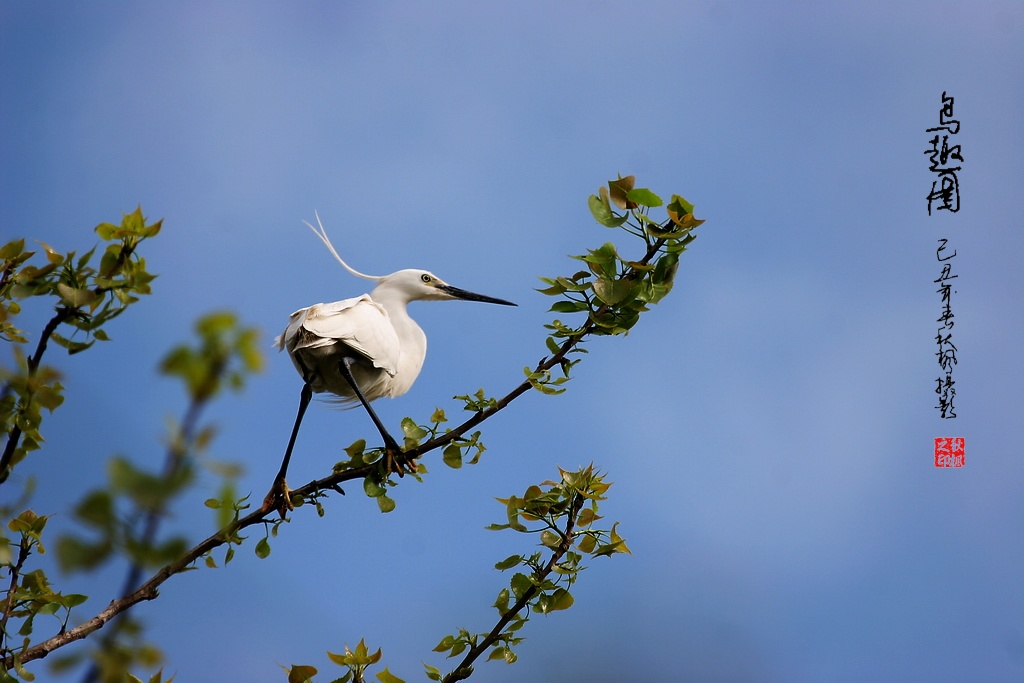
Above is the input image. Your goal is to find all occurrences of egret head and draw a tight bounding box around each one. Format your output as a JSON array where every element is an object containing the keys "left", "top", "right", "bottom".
[
  {"left": 378, "top": 269, "right": 517, "bottom": 306},
  {"left": 303, "top": 213, "right": 516, "bottom": 307}
]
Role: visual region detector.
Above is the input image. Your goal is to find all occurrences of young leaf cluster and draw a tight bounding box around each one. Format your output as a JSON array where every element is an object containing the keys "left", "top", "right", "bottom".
[
  {"left": 280, "top": 466, "right": 628, "bottom": 683},
  {"left": 0, "top": 511, "right": 88, "bottom": 681},
  {"left": 401, "top": 410, "right": 485, "bottom": 472},
  {"left": 282, "top": 638, "right": 398, "bottom": 683},
  {"left": 533, "top": 175, "right": 704, "bottom": 392},
  {"left": 1, "top": 207, "right": 161, "bottom": 485},
  {"left": 429, "top": 465, "right": 628, "bottom": 683},
  {"left": 321, "top": 408, "right": 486, "bottom": 517}
]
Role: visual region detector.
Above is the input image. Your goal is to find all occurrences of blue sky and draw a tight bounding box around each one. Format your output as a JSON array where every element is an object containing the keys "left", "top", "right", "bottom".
[{"left": 2, "top": 2, "right": 1023, "bottom": 681}]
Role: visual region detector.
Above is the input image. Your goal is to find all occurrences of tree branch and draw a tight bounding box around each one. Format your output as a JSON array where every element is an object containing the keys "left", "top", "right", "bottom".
[
  {"left": 77, "top": 391, "right": 210, "bottom": 683},
  {"left": 0, "top": 536, "right": 32, "bottom": 653},
  {"left": 442, "top": 492, "right": 586, "bottom": 683},
  {"left": 4, "top": 229, "right": 673, "bottom": 669},
  {"left": 0, "top": 307, "right": 73, "bottom": 483},
  {"left": 1, "top": 236, "right": 141, "bottom": 485}
]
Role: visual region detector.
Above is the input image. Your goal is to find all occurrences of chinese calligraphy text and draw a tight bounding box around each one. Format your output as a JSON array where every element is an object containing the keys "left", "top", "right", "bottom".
[{"left": 925, "top": 91, "right": 963, "bottom": 215}]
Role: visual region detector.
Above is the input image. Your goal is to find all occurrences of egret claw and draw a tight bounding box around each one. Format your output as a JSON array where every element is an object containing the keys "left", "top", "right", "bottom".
[{"left": 262, "top": 476, "right": 294, "bottom": 516}]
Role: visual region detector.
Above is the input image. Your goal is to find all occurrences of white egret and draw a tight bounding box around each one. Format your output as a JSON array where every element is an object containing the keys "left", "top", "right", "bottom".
[{"left": 264, "top": 215, "right": 516, "bottom": 512}]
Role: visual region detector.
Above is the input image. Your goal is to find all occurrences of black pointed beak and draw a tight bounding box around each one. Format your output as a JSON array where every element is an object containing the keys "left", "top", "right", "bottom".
[{"left": 438, "top": 284, "right": 517, "bottom": 306}]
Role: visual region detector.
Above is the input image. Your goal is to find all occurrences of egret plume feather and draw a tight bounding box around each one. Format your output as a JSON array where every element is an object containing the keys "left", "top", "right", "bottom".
[{"left": 304, "top": 212, "right": 383, "bottom": 282}]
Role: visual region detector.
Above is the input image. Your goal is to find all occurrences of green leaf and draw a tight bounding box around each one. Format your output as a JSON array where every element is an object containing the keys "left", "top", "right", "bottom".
[
  {"left": 141, "top": 218, "right": 163, "bottom": 238},
  {"left": 8, "top": 510, "right": 40, "bottom": 534},
  {"left": 286, "top": 664, "right": 318, "bottom": 683},
  {"left": 74, "top": 490, "right": 115, "bottom": 529},
  {"left": 592, "top": 278, "right": 636, "bottom": 305},
  {"left": 510, "top": 572, "right": 533, "bottom": 599},
  {"left": 576, "top": 507, "right": 599, "bottom": 526},
  {"left": 123, "top": 206, "right": 145, "bottom": 235},
  {"left": 56, "top": 283, "right": 99, "bottom": 309},
  {"left": 363, "top": 476, "right": 386, "bottom": 498},
  {"left": 549, "top": 300, "right": 587, "bottom": 314},
  {"left": 377, "top": 494, "right": 396, "bottom": 513},
  {"left": 547, "top": 587, "right": 574, "bottom": 612},
  {"left": 0, "top": 238, "right": 26, "bottom": 259},
  {"left": 581, "top": 242, "right": 619, "bottom": 277},
  {"left": 540, "top": 530, "right": 561, "bottom": 548},
  {"left": 587, "top": 193, "right": 628, "bottom": 228},
  {"left": 11, "top": 653, "right": 35, "bottom": 681},
  {"left": 35, "top": 241, "right": 64, "bottom": 265},
  {"left": 626, "top": 187, "right": 663, "bottom": 207},
  {"left": 62, "top": 593, "right": 88, "bottom": 608},
  {"left": 494, "top": 555, "right": 522, "bottom": 571},
  {"left": 433, "top": 635, "right": 455, "bottom": 653},
  {"left": 94, "top": 222, "right": 119, "bottom": 240},
  {"left": 493, "top": 587, "right": 511, "bottom": 613},
  {"left": 442, "top": 443, "right": 463, "bottom": 469},
  {"left": 607, "top": 176, "right": 636, "bottom": 209},
  {"left": 55, "top": 536, "right": 113, "bottom": 572},
  {"left": 376, "top": 667, "right": 405, "bottom": 683},
  {"left": 51, "top": 332, "right": 95, "bottom": 355},
  {"left": 401, "top": 417, "right": 427, "bottom": 443},
  {"left": 668, "top": 194, "right": 695, "bottom": 216},
  {"left": 33, "top": 382, "right": 65, "bottom": 411}
]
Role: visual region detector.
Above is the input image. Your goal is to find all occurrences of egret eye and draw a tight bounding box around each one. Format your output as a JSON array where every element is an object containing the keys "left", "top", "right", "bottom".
[{"left": 421, "top": 274, "right": 432, "bottom": 283}]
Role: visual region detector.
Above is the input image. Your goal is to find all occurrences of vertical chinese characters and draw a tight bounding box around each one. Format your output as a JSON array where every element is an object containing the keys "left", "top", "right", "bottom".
[
  {"left": 925, "top": 92, "right": 964, "bottom": 431},
  {"left": 934, "top": 239, "right": 957, "bottom": 418},
  {"left": 925, "top": 92, "right": 963, "bottom": 215}
]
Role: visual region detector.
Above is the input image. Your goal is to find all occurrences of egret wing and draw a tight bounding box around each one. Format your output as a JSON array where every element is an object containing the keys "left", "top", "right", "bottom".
[{"left": 282, "top": 295, "right": 400, "bottom": 376}]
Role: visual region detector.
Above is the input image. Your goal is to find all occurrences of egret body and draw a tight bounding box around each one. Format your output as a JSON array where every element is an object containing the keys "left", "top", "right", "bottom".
[{"left": 265, "top": 216, "right": 515, "bottom": 512}]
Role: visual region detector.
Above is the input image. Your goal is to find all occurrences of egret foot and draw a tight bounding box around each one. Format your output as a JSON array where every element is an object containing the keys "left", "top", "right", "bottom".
[
  {"left": 383, "top": 447, "right": 419, "bottom": 478},
  {"left": 377, "top": 428, "right": 418, "bottom": 478},
  {"left": 262, "top": 475, "right": 294, "bottom": 516}
]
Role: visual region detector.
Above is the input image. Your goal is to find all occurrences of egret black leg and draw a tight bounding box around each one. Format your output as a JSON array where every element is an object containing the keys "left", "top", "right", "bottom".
[
  {"left": 263, "top": 381, "right": 313, "bottom": 513},
  {"left": 337, "top": 356, "right": 415, "bottom": 476}
]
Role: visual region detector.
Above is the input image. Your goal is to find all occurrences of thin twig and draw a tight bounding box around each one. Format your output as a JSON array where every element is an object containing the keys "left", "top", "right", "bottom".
[{"left": 0, "top": 537, "right": 32, "bottom": 653}]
